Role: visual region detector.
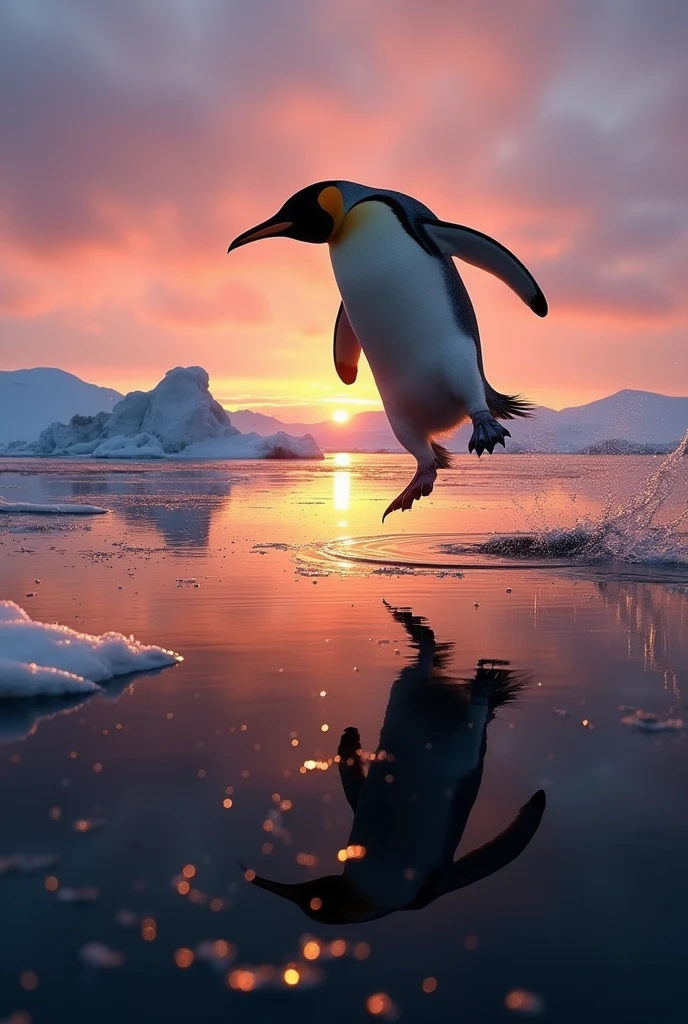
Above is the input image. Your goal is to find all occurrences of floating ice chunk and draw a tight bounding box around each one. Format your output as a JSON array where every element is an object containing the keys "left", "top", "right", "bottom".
[
  {"left": 0, "top": 601, "right": 182, "bottom": 698},
  {"left": 0, "top": 658, "right": 100, "bottom": 699},
  {"left": 56, "top": 886, "right": 99, "bottom": 903},
  {"left": 115, "top": 909, "right": 139, "bottom": 927},
  {"left": 620, "top": 709, "right": 686, "bottom": 732},
  {"left": 79, "top": 942, "right": 125, "bottom": 968},
  {"left": 0, "top": 497, "right": 107, "bottom": 515},
  {"left": 0, "top": 853, "right": 57, "bottom": 875}
]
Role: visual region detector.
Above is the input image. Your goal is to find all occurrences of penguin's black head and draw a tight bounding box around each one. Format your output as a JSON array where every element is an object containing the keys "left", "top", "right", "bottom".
[{"left": 228, "top": 181, "right": 349, "bottom": 251}]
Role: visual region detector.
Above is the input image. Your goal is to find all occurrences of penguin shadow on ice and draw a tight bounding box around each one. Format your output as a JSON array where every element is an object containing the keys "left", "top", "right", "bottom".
[{"left": 244, "top": 601, "right": 546, "bottom": 924}]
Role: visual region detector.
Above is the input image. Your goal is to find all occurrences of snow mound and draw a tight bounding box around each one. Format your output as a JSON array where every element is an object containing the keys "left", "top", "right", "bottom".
[
  {"left": 0, "top": 366, "right": 323, "bottom": 461},
  {"left": 0, "top": 601, "right": 182, "bottom": 698},
  {"left": 0, "top": 497, "right": 108, "bottom": 515}
]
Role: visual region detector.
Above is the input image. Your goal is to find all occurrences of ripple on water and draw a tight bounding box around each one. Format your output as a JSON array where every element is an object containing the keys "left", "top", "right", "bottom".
[{"left": 305, "top": 431, "right": 688, "bottom": 583}]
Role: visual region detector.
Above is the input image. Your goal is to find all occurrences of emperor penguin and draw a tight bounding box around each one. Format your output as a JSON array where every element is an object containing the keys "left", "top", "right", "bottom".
[
  {"left": 241, "top": 601, "right": 546, "bottom": 925},
  {"left": 228, "top": 181, "right": 547, "bottom": 521}
]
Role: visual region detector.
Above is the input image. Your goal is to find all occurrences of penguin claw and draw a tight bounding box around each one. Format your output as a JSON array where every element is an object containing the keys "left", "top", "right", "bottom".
[
  {"left": 468, "top": 416, "right": 510, "bottom": 458},
  {"left": 382, "top": 466, "right": 437, "bottom": 522}
]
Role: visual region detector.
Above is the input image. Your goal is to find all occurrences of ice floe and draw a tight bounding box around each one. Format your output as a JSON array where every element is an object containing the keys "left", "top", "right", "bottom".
[
  {"left": 0, "top": 497, "right": 107, "bottom": 515},
  {"left": 0, "top": 601, "right": 182, "bottom": 698}
]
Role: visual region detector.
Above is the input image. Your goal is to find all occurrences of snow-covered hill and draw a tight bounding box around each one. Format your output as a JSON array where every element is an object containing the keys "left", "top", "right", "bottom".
[
  {"left": 1, "top": 367, "right": 322, "bottom": 460},
  {"left": 0, "top": 368, "right": 122, "bottom": 445}
]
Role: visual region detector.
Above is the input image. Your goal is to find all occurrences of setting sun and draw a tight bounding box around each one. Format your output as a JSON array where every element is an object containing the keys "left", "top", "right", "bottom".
[{"left": 332, "top": 409, "right": 350, "bottom": 424}]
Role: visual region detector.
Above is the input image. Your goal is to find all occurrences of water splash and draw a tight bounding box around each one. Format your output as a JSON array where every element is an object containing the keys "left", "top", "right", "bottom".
[{"left": 478, "top": 429, "right": 688, "bottom": 566}]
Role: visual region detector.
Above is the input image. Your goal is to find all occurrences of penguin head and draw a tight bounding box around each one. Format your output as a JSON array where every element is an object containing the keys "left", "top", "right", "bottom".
[
  {"left": 244, "top": 870, "right": 387, "bottom": 924},
  {"left": 228, "top": 181, "right": 358, "bottom": 251}
]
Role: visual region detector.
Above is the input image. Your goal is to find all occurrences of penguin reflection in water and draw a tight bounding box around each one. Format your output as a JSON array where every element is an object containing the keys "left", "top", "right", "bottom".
[
  {"left": 229, "top": 182, "right": 547, "bottom": 521},
  {"left": 244, "top": 603, "right": 546, "bottom": 924}
]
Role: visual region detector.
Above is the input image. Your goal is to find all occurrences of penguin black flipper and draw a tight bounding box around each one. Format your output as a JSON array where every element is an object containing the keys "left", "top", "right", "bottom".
[
  {"left": 418, "top": 789, "right": 546, "bottom": 903},
  {"left": 419, "top": 220, "right": 548, "bottom": 317},
  {"left": 333, "top": 302, "right": 362, "bottom": 385},
  {"left": 337, "top": 727, "right": 366, "bottom": 811}
]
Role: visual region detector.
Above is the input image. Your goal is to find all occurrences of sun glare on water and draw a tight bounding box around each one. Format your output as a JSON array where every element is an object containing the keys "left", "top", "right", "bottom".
[{"left": 332, "top": 409, "right": 349, "bottom": 423}]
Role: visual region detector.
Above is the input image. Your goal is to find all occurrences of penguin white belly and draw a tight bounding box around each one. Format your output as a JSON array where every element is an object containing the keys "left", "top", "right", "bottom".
[{"left": 329, "top": 202, "right": 483, "bottom": 429}]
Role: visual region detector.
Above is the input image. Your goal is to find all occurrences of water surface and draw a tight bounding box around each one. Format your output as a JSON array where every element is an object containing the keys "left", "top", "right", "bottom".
[{"left": 0, "top": 454, "right": 686, "bottom": 1023}]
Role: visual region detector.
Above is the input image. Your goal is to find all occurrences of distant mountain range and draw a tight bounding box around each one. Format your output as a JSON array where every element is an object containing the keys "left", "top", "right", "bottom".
[
  {"left": 229, "top": 390, "right": 688, "bottom": 454},
  {"left": 0, "top": 368, "right": 122, "bottom": 444},
  {"left": 0, "top": 368, "right": 685, "bottom": 454}
]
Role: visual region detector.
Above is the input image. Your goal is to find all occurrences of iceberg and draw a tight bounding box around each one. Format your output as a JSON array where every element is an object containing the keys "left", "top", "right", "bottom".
[{"left": 0, "top": 367, "right": 322, "bottom": 461}]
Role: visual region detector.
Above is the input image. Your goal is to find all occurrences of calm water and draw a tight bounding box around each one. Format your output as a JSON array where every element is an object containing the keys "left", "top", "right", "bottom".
[{"left": 0, "top": 454, "right": 687, "bottom": 1023}]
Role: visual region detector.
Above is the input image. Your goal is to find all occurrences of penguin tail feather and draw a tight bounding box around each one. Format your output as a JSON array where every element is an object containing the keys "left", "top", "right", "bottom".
[
  {"left": 431, "top": 441, "right": 453, "bottom": 469},
  {"left": 485, "top": 386, "right": 535, "bottom": 421}
]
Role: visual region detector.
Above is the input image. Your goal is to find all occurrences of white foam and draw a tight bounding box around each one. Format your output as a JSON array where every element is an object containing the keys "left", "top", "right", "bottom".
[
  {"left": 482, "top": 428, "right": 688, "bottom": 566},
  {"left": 0, "top": 601, "right": 182, "bottom": 698}
]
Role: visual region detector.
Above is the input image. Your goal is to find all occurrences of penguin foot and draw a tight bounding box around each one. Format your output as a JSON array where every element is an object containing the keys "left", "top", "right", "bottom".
[
  {"left": 468, "top": 412, "right": 511, "bottom": 457},
  {"left": 382, "top": 465, "right": 437, "bottom": 522}
]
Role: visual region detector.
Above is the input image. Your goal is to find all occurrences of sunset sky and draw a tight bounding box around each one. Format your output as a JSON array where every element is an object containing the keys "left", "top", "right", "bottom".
[{"left": 0, "top": 0, "right": 686, "bottom": 421}]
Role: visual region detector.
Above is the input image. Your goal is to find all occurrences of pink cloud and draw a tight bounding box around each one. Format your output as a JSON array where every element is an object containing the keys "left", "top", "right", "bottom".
[
  {"left": 0, "top": 0, "right": 685, "bottom": 402},
  {"left": 143, "top": 279, "right": 272, "bottom": 331}
]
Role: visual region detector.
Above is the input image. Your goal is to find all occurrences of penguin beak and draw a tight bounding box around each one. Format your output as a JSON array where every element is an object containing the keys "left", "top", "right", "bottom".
[
  {"left": 248, "top": 873, "right": 306, "bottom": 903},
  {"left": 227, "top": 216, "right": 293, "bottom": 252}
]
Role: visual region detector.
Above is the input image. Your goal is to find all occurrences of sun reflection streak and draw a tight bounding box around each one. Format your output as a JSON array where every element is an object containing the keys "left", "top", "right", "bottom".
[{"left": 333, "top": 470, "right": 351, "bottom": 511}]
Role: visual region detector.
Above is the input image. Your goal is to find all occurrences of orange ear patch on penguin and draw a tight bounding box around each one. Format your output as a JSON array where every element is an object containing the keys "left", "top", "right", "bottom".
[{"left": 318, "top": 186, "right": 345, "bottom": 237}]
